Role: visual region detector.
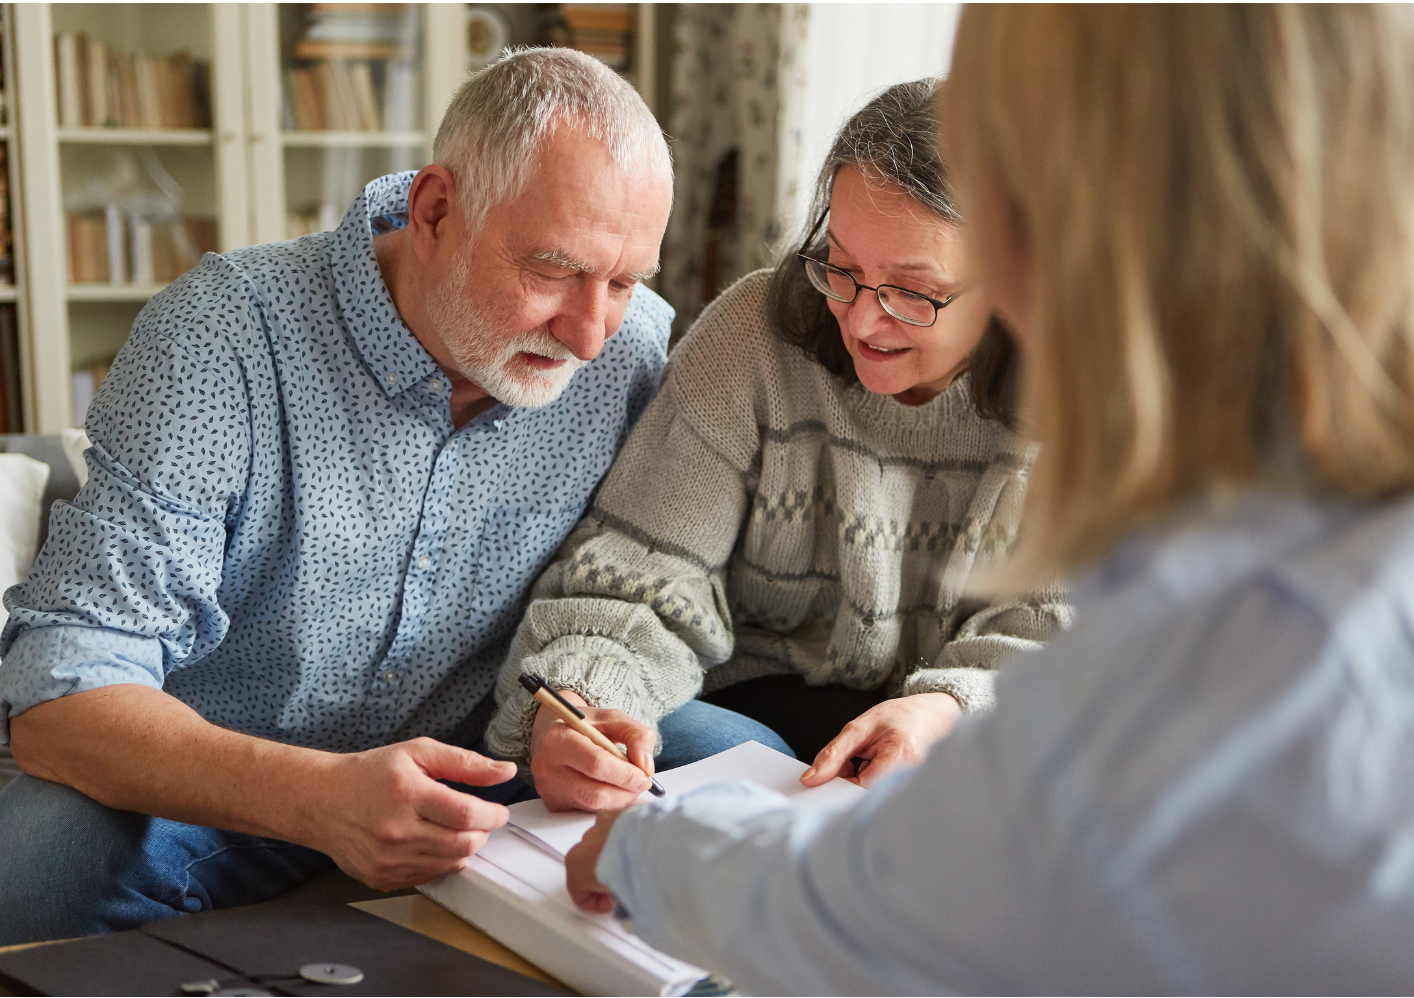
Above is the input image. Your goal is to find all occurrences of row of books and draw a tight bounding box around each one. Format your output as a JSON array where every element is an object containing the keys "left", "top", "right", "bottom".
[
  {"left": 282, "top": 60, "right": 418, "bottom": 132},
  {"left": 66, "top": 209, "right": 217, "bottom": 286},
  {"left": 551, "top": 4, "right": 634, "bottom": 72},
  {"left": 54, "top": 33, "right": 212, "bottom": 130}
]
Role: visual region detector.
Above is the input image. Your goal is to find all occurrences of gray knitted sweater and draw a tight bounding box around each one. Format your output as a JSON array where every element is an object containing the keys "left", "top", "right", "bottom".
[{"left": 487, "top": 271, "right": 1070, "bottom": 762}]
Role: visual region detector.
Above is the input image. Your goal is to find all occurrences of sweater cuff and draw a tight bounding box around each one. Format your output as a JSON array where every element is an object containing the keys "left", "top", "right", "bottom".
[
  {"left": 485, "top": 635, "right": 671, "bottom": 769},
  {"left": 899, "top": 667, "right": 997, "bottom": 713}
]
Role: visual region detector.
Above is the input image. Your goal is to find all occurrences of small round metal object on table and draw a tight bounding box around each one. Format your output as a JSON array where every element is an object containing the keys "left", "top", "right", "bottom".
[{"left": 299, "top": 963, "right": 365, "bottom": 986}]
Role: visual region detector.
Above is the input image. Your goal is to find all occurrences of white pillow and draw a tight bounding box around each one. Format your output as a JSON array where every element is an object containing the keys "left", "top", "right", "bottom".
[
  {"left": 60, "top": 427, "right": 91, "bottom": 489},
  {"left": 0, "top": 453, "right": 51, "bottom": 637}
]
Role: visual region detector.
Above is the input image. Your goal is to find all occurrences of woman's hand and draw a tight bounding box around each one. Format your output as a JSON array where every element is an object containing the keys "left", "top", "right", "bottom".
[
  {"left": 529, "top": 690, "right": 655, "bottom": 813},
  {"left": 565, "top": 807, "right": 630, "bottom": 912},
  {"left": 800, "top": 692, "right": 962, "bottom": 788}
]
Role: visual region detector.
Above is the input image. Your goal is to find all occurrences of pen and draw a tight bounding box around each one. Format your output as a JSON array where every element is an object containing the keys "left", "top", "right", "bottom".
[{"left": 519, "top": 673, "right": 666, "bottom": 797}]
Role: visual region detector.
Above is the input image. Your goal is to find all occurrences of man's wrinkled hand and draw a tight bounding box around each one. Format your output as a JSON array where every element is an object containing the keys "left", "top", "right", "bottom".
[
  {"left": 566, "top": 808, "right": 628, "bottom": 912},
  {"left": 529, "top": 690, "right": 655, "bottom": 812},
  {"left": 800, "top": 692, "right": 962, "bottom": 789},
  {"left": 312, "top": 737, "right": 516, "bottom": 891}
]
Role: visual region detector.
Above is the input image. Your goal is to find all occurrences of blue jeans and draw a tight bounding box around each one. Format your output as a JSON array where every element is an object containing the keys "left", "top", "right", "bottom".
[{"left": 0, "top": 700, "right": 789, "bottom": 944}]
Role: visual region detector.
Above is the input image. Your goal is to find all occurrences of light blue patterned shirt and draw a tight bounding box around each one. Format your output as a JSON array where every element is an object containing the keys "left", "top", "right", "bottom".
[
  {"left": 0, "top": 172, "right": 672, "bottom": 751},
  {"left": 600, "top": 490, "right": 1414, "bottom": 994}
]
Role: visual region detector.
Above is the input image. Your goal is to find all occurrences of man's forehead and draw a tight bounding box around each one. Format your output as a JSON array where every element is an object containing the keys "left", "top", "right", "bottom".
[{"left": 530, "top": 247, "right": 659, "bottom": 284}]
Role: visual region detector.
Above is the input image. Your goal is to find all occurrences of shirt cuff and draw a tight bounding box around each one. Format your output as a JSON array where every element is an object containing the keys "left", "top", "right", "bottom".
[
  {"left": 596, "top": 781, "right": 797, "bottom": 930},
  {"left": 0, "top": 625, "right": 165, "bottom": 745}
]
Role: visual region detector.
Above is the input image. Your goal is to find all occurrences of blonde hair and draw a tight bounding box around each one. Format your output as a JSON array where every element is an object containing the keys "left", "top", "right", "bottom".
[{"left": 946, "top": 5, "right": 1414, "bottom": 582}]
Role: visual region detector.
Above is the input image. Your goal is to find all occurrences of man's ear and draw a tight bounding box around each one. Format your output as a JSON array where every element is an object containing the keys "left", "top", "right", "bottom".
[{"left": 407, "top": 165, "right": 461, "bottom": 264}]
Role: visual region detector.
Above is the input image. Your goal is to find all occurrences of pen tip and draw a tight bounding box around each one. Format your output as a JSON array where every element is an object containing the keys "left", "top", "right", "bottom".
[
  {"left": 518, "top": 673, "right": 543, "bottom": 694},
  {"left": 649, "top": 779, "right": 666, "bottom": 797}
]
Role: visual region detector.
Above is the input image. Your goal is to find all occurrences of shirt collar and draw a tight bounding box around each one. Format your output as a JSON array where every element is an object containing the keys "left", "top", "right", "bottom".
[{"left": 331, "top": 171, "right": 442, "bottom": 399}]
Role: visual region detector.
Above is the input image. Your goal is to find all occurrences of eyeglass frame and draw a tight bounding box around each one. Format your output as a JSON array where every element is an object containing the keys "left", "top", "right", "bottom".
[{"left": 794, "top": 210, "right": 965, "bottom": 328}]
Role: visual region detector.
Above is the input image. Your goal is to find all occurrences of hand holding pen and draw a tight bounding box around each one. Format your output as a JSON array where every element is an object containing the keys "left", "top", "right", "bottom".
[{"left": 522, "top": 674, "right": 665, "bottom": 812}]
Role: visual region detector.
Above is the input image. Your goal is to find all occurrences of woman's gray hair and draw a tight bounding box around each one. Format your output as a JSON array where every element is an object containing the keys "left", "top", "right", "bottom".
[
  {"left": 433, "top": 47, "right": 671, "bottom": 230},
  {"left": 802, "top": 77, "right": 958, "bottom": 234}
]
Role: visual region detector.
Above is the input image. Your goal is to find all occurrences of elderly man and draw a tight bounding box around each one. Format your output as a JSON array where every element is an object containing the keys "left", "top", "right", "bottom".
[{"left": 0, "top": 49, "right": 673, "bottom": 944}]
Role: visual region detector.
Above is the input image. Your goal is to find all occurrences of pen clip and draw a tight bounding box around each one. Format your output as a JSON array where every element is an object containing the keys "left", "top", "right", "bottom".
[{"left": 521, "top": 673, "right": 587, "bottom": 720}]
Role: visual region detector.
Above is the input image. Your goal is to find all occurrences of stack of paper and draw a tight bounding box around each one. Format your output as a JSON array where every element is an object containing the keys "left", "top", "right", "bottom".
[{"left": 420, "top": 741, "right": 866, "bottom": 996}]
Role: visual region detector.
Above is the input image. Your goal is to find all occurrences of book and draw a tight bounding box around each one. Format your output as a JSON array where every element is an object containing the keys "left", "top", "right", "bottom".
[
  {"left": 382, "top": 61, "right": 417, "bottom": 130},
  {"left": 422, "top": 741, "right": 867, "bottom": 996},
  {"left": 55, "top": 33, "right": 82, "bottom": 128}
]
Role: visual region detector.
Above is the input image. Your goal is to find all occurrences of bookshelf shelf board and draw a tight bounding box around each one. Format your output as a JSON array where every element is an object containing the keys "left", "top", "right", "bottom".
[
  {"left": 57, "top": 128, "right": 213, "bottom": 147},
  {"left": 0, "top": 286, "right": 17, "bottom": 303},
  {"left": 281, "top": 130, "right": 426, "bottom": 149},
  {"left": 66, "top": 283, "right": 170, "bottom": 303}
]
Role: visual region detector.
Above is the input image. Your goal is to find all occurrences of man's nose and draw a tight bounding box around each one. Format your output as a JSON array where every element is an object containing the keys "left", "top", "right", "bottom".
[{"left": 555, "top": 282, "right": 612, "bottom": 362}]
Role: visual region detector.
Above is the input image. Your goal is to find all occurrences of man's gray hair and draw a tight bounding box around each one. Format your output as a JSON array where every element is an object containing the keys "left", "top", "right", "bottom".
[{"left": 433, "top": 47, "right": 671, "bottom": 230}]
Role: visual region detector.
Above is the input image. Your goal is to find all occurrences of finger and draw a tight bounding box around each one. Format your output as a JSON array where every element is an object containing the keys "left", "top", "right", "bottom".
[
  {"left": 556, "top": 728, "right": 651, "bottom": 792},
  {"left": 408, "top": 738, "right": 518, "bottom": 787},
  {"left": 401, "top": 824, "right": 490, "bottom": 862},
  {"left": 801, "top": 725, "right": 876, "bottom": 786},
  {"left": 414, "top": 781, "right": 511, "bottom": 832},
  {"left": 587, "top": 716, "right": 657, "bottom": 774},
  {"left": 541, "top": 772, "right": 644, "bottom": 813},
  {"left": 855, "top": 743, "right": 913, "bottom": 788}
]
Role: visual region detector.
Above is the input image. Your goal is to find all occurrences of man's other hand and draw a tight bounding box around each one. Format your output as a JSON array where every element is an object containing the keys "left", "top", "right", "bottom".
[
  {"left": 314, "top": 738, "right": 516, "bottom": 891},
  {"left": 529, "top": 690, "right": 654, "bottom": 812}
]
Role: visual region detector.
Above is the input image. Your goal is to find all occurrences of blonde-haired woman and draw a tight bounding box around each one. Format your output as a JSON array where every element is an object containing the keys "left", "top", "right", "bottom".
[{"left": 563, "top": 6, "right": 1414, "bottom": 992}]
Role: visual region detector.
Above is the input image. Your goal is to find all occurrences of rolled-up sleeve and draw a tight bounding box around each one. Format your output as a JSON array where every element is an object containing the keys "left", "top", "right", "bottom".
[{"left": 0, "top": 263, "right": 253, "bottom": 742}]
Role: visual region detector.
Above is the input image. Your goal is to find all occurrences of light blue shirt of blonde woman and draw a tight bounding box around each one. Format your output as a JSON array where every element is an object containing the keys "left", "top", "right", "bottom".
[{"left": 598, "top": 490, "right": 1414, "bottom": 994}]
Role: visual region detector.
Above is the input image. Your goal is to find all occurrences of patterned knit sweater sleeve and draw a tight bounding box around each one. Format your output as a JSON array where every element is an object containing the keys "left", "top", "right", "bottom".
[
  {"left": 485, "top": 290, "right": 764, "bottom": 764},
  {"left": 896, "top": 466, "right": 1074, "bottom": 710}
]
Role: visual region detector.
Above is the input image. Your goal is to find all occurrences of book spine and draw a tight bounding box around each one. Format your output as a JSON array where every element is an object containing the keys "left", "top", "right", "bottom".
[
  {"left": 135, "top": 55, "right": 161, "bottom": 129},
  {"left": 130, "top": 214, "right": 153, "bottom": 286},
  {"left": 85, "top": 38, "right": 108, "bottom": 127},
  {"left": 105, "top": 204, "right": 125, "bottom": 284},
  {"left": 55, "top": 33, "right": 83, "bottom": 127}
]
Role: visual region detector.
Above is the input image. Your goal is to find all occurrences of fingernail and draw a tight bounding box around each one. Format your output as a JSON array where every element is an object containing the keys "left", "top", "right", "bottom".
[{"left": 802, "top": 767, "right": 815, "bottom": 780}]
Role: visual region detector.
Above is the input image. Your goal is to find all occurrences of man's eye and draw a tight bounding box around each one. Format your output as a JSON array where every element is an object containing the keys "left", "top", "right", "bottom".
[{"left": 610, "top": 281, "right": 637, "bottom": 295}]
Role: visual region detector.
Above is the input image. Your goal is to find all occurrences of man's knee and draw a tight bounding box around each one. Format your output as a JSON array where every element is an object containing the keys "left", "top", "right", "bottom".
[
  {"left": 0, "top": 774, "right": 157, "bottom": 944},
  {"left": 655, "top": 699, "right": 795, "bottom": 771}
]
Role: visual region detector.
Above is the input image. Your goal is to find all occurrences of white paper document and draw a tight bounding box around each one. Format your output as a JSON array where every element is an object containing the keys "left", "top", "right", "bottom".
[
  {"left": 507, "top": 739, "right": 867, "bottom": 858},
  {"left": 420, "top": 740, "right": 867, "bottom": 996}
]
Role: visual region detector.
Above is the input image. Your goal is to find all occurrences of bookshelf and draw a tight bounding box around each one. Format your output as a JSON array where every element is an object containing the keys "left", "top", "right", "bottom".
[{"left": 4, "top": 3, "right": 655, "bottom": 432}]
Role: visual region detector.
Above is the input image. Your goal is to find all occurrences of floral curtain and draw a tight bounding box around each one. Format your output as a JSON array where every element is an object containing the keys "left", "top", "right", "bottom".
[{"left": 659, "top": 4, "right": 810, "bottom": 339}]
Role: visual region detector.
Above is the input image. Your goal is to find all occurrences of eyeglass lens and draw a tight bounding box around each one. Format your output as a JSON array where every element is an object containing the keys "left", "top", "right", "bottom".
[{"left": 803, "top": 259, "right": 938, "bottom": 327}]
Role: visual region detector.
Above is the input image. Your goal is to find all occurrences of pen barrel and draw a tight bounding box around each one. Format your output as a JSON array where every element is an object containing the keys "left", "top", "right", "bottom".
[{"left": 533, "top": 689, "right": 632, "bottom": 763}]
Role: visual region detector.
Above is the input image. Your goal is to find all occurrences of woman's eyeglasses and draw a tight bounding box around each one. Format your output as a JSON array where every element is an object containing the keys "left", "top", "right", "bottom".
[{"left": 795, "top": 212, "right": 965, "bottom": 328}]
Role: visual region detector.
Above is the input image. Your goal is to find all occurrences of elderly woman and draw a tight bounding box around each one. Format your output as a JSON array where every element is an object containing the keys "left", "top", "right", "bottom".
[
  {"left": 487, "top": 79, "right": 1069, "bottom": 812},
  {"left": 564, "top": 5, "right": 1414, "bottom": 994}
]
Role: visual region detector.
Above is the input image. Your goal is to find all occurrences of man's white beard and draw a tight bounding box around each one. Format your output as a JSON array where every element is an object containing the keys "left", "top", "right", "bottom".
[{"left": 428, "top": 253, "right": 585, "bottom": 408}]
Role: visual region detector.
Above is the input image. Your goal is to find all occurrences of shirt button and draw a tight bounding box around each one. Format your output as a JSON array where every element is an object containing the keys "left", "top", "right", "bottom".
[
  {"left": 428, "top": 378, "right": 444, "bottom": 393},
  {"left": 416, "top": 554, "right": 432, "bottom": 570},
  {"left": 385, "top": 372, "right": 399, "bottom": 385},
  {"left": 382, "top": 669, "right": 398, "bottom": 683}
]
